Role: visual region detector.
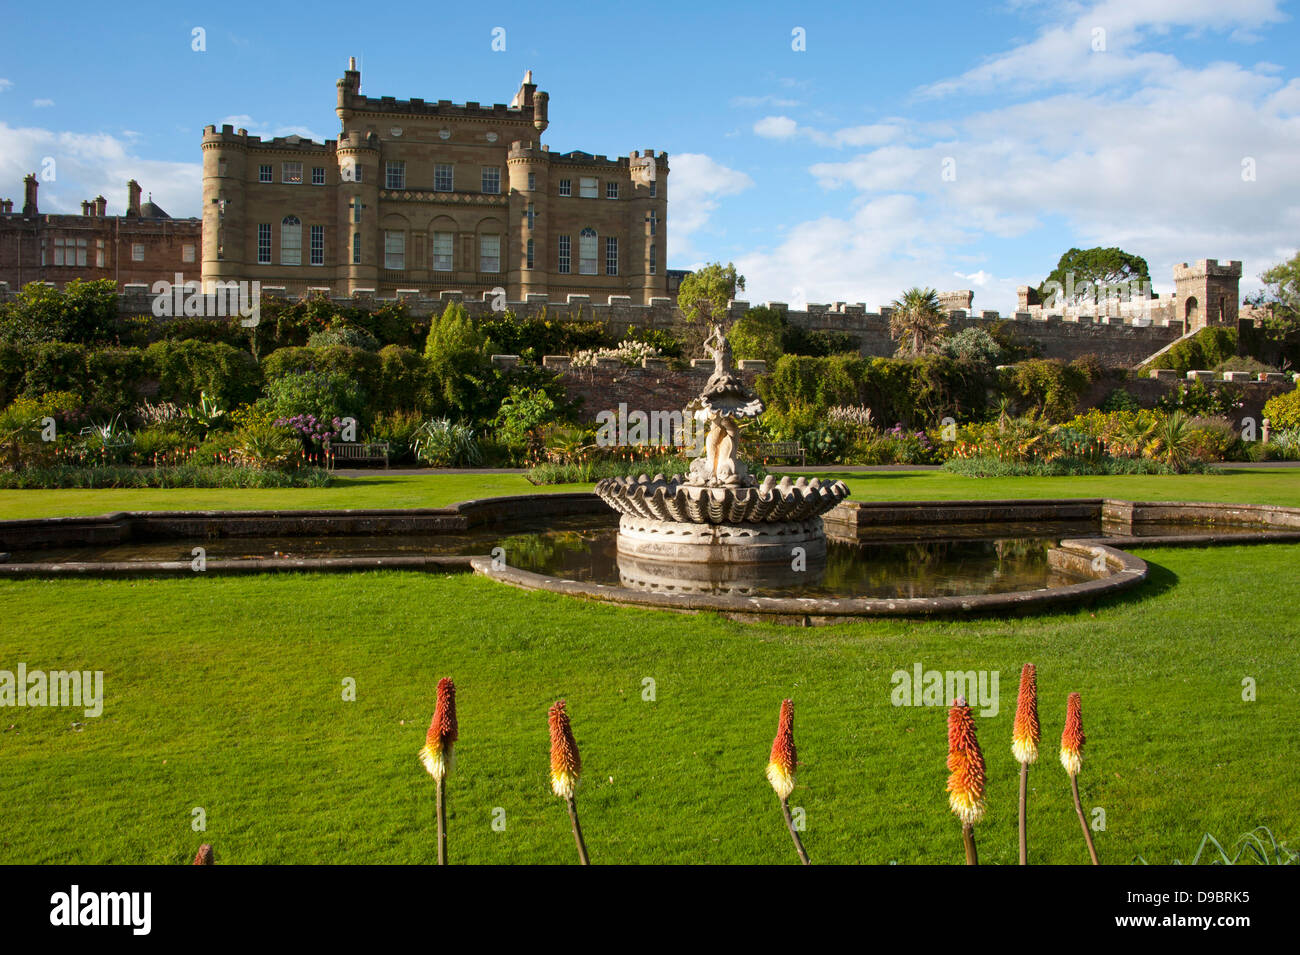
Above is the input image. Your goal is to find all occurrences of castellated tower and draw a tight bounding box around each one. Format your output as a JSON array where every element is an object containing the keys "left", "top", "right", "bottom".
[
  {"left": 201, "top": 59, "right": 670, "bottom": 302},
  {"left": 1173, "top": 259, "right": 1242, "bottom": 330}
]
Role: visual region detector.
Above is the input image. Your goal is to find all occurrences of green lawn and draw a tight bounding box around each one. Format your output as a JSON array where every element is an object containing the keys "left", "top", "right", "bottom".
[
  {"left": 0, "top": 470, "right": 1297, "bottom": 864},
  {"left": 1, "top": 466, "right": 1298, "bottom": 520}
]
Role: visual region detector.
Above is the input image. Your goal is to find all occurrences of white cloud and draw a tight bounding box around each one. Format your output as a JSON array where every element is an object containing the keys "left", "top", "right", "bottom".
[
  {"left": 218, "top": 115, "right": 326, "bottom": 143},
  {"left": 0, "top": 122, "right": 201, "bottom": 218},
  {"left": 754, "top": 115, "right": 902, "bottom": 148},
  {"left": 666, "top": 153, "right": 754, "bottom": 260},
  {"left": 32, "top": 99, "right": 54, "bottom": 108},
  {"left": 0, "top": 79, "right": 12, "bottom": 93},
  {"left": 731, "top": 95, "right": 802, "bottom": 109},
  {"left": 919, "top": 0, "right": 1286, "bottom": 97}
]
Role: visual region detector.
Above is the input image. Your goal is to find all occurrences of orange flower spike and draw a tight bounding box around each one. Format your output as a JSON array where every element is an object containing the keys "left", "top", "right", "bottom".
[
  {"left": 1012, "top": 663, "right": 1040, "bottom": 765},
  {"left": 418, "top": 677, "right": 458, "bottom": 780},
  {"left": 765, "top": 699, "right": 797, "bottom": 801},
  {"left": 549, "top": 700, "right": 581, "bottom": 799},
  {"left": 1060, "top": 692, "right": 1086, "bottom": 777},
  {"left": 946, "top": 697, "right": 987, "bottom": 825}
]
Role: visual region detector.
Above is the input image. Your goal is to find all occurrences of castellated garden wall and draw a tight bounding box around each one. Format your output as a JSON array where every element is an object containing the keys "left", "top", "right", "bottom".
[{"left": 59, "top": 283, "right": 1190, "bottom": 369}]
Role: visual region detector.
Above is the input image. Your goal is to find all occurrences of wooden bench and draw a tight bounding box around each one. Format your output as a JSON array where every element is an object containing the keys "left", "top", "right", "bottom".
[
  {"left": 328, "top": 441, "right": 390, "bottom": 469},
  {"left": 753, "top": 440, "right": 806, "bottom": 466}
]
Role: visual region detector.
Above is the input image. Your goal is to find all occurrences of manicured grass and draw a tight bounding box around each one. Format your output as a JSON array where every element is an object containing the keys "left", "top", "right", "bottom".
[
  {"left": 0, "top": 466, "right": 1297, "bottom": 521},
  {"left": 0, "top": 542, "right": 1296, "bottom": 864}
]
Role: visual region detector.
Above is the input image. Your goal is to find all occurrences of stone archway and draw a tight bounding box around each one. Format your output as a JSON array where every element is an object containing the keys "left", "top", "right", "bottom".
[{"left": 1185, "top": 296, "right": 1199, "bottom": 326}]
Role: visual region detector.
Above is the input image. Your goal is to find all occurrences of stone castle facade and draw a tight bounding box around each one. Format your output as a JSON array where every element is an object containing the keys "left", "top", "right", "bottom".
[
  {"left": 0, "top": 176, "right": 201, "bottom": 290},
  {"left": 201, "top": 60, "right": 670, "bottom": 303}
]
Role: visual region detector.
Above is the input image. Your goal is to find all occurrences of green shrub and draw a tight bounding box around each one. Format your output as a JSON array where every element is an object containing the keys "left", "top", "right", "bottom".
[
  {"left": 412, "top": 417, "right": 482, "bottom": 467},
  {"left": 365, "top": 410, "right": 425, "bottom": 462},
  {"left": 84, "top": 347, "right": 149, "bottom": 414},
  {"left": 1099, "top": 387, "right": 1141, "bottom": 413},
  {"left": 0, "top": 279, "right": 119, "bottom": 344},
  {"left": 145, "top": 339, "right": 261, "bottom": 407},
  {"left": 0, "top": 463, "right": 331, "bottom": 489},
  {"left": 939, "top": 327, "right": 1003, "bottom": 366},
  {"left": 424, "top": 302, "right": 491, "bottom": 419},
  {"left": 1002, "top": 358, "right": 1093, "bottom": 421},
  {"left": 375, "top": 345, "right": 431, "bottom": 413},
  {"left": 21, "top": 342, "right": 87, "bottom": 398},
  {"left": 1263, "top": 387, "right": 1300, "bottom": 430},
  {"left": 307, "top": 325, "right": 380, "bottom": 350},
  {"left": 264, "top": 371, "right": 367, "bottom": 428}
]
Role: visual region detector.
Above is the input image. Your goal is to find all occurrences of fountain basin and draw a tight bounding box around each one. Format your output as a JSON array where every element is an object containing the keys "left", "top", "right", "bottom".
[
  {"left": 615, "top": 514, "right": 827, "bottom": 564},
  {"left": 595, "top": 474, "right": 850, "bottom": 525}
]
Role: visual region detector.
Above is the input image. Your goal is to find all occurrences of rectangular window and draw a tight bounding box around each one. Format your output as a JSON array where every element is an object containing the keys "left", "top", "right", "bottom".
[
  {"left": 282, "top": 162, "right": 303, "bottom": 184},
  {"left": 384, "top": 230, "right": 405, "bottom": 270},
  {"left": 558, "top": 178, "right": 571, "bottom": 197},
  {"left": 526, "top": 238, "right": 534, "bottom": 270},
  {"left": 435, "top": 163, "right": 454, "bottom": 192},
  {"left": 352, "top": 232, "right": 361, "bottom": 265},
  {"left": 605, "top": 237, "right": 618, "bottom": 275},
  {"left": 352, "top": 199, "right": 362, "bottom": 224},
  {"left": 183, "top": 244, "right": 196, "bottom": 264},
  {"left": 281, "top": 220, "right": 302, "bottom": 266},
  {"left": 56, "top": 237, "right": 91, "bottom": 266},
  {"left": 95, "top": 239, "right": 105, "bottom": 268},
  {"left": 218, "top": 159, "right": 228, "bottom": 177},
  {"left": 649, "top": 242, "right": 657, "bottom": 275},
  {"left": 310, "top": 226, "right": 324, "bottom": 265},
  {"left": 311, "top": 166, "right": 326, "bottom": 185},
  {"left": 527, "top": 172, "right": 536, "bottom": 191},
  {"left": 579, "top": 177, "right": 598, "bottom": 198},
  {"left": 258, "top": 164, "right": 272, "bottom": 183},
  {"left": 343, "top": 162, "right": 363, "bottom": 183},
  {"left": 481, "top": 167, "right": 501, "bottom": 194},
  {"left": 386, "top": 161, "right": 406, "bottom": 190},
  {"left": 649, "top": 211, "right": 658, "bottom": 236},
  {"left": 526, "top": 203, "right": 535, "bottom": 230},
  {"left": 258, "top": 224, "right": 271, "bottom": 264},
  {"left": 480, "top": 235, "right": 500, "bottom": 273},
  {"left": 132, "top": 243, "right": 145, "bottom": 262},
  {"left": 432, "top": 232, "right": 453, "bottom": 271},
  {"left": 649, "top": 180, "right": 657, "bottom": 198},
  {"left": 606, "top": 181, "right": 619, "bottom": 199},
  {"left": 579, "top": 231, "right": 597, "bottom": 275},
  {"left": 557, "top": 234, "right": 570, "bottom": 273}
]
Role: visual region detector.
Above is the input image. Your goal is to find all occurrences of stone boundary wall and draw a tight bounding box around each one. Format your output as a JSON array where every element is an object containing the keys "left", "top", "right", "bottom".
[{"left": 0, "top": 283, "right": 1187, "bottom": 367}]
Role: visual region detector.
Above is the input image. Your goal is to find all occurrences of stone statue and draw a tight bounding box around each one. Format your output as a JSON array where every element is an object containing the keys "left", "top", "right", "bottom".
[{"left": 685, "top": 323, "right": 764, "bottom": 487}]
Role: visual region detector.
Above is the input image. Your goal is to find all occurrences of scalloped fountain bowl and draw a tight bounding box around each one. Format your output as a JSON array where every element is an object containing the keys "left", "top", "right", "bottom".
[{"left": 594, "top": 473, "right": 851, "bottom": 564}]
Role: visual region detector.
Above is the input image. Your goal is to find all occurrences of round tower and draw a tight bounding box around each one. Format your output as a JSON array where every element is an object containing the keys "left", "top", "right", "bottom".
[
  {"left": 201, "top": 125, "right": 249, "bottom": 290},
  {"left": 336, "top": 129, "right": 380, "bottom": 292},
  {"left": 508, "top": 140, "right": 550, "bottom": 301}
]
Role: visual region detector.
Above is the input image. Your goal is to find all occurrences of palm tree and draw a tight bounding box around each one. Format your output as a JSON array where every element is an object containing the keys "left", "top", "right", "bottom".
[{"left": 889, "top": 287, "right": 949, "bottom": 357}]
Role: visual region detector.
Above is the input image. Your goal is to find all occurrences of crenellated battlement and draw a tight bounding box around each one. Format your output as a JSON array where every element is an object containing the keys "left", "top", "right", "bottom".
[{"left": 201, "top": 125, "right": 335, "bottom": 154}]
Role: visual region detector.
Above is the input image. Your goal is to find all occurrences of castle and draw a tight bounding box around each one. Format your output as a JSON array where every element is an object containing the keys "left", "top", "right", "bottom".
[{"left": 200, "top": 60, "right": 670, "bottom": 303}]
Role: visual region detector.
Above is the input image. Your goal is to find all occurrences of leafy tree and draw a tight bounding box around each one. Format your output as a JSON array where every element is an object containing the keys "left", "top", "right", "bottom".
[
  {"left": 888, "top": 287, "right": 948, "bottom": 357},
  {"left": 676, "top": 262, "right": 745, "bottom": 326},
  {"left": 939, "top": 327, "right": 1003, "bottom": 366},
  {"left": 728, "top": 306, "right": 785, "bottom": 365},
  {"left": 1245, "top": 250, "right": 1300, "bottom": 332},
  {"left": 1038, "top": 247, "right": 1151, "bottom": 306},
  {"left": 423, "top": 301, "right": 490, "bottom": 419}
]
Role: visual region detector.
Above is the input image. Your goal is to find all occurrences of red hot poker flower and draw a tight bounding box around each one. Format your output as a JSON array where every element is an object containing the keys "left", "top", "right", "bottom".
[
  {"left": 947, "top": 697, "right": 987, "bottom": 825},
  {"left": 549, "top": 699, "right": 581, "bottom": 799},
  {"left": 1012, "top": 663, "right": 1041, "bottom": 765},
  {"left": 1060, "top": 692, "right": 1086, "bottom": 777},
  {"left": 766, "top": 699, "right": 797, "bottom": 800}
]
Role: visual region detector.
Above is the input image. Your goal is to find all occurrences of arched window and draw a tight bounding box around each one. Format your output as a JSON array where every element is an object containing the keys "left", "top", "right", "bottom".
[
  {"left": 1185, "top": 296, "right": 1198, "bottom": 323},
  {"left": 281, "top": 215, "right": 302, "bottom": 266},
  {"left": 578, "top": 227, "right": 597, "bottom": 275}
]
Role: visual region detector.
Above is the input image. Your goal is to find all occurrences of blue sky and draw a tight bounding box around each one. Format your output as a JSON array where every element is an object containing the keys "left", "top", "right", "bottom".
[{"left": 2, "top": 0, "right": 1298, "bottom": 312}]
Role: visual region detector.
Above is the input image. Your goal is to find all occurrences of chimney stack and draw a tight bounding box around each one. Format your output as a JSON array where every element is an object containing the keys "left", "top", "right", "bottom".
[
  {"left": 94, "top": 195, "right": 107, "bottom": 217},
  {"left": 22, "top": 174, "right": 38, "bottom": 216},
  {"left": 127, "top": 179, "right": 142, "bottom": 217},
  {"left": 0, "top": 199, "right": 11, "bottom": 214},
  {"left": 81, "top": 200, "right": 92, "bottom": 216}
]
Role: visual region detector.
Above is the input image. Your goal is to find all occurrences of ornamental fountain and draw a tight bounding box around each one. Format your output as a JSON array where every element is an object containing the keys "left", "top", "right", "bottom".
[{"left": 595, "top": 323, "right": 850, "bottom": 585}]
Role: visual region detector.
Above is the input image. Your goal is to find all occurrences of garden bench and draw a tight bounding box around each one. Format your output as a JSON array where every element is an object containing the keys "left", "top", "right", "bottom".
[
  {"left": 753, "top": 440, "right": 806, "bottom": 466},
  {"left": 328, "top": 441, "right": 390, "bottom": 469}
]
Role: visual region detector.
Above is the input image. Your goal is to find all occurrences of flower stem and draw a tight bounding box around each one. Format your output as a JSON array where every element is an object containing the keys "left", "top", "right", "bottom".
[
  {"left": 1070, "top": 774, "right": 1099, "bottom": 865},
  {"left": 1018, "top": 761, "right": 1029, "bottom": 865},
  {"left": 566, "top": 795, "right": 590, "bottom": 865},
  {"left": 780, "top": 797, "right": 810, "bottom": 865},
  {"left": 962, "top": 822, "right": 979, "bottom": 865},
  {"left": 436, "top": 776, "right": 448, "bottom": 866}
]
